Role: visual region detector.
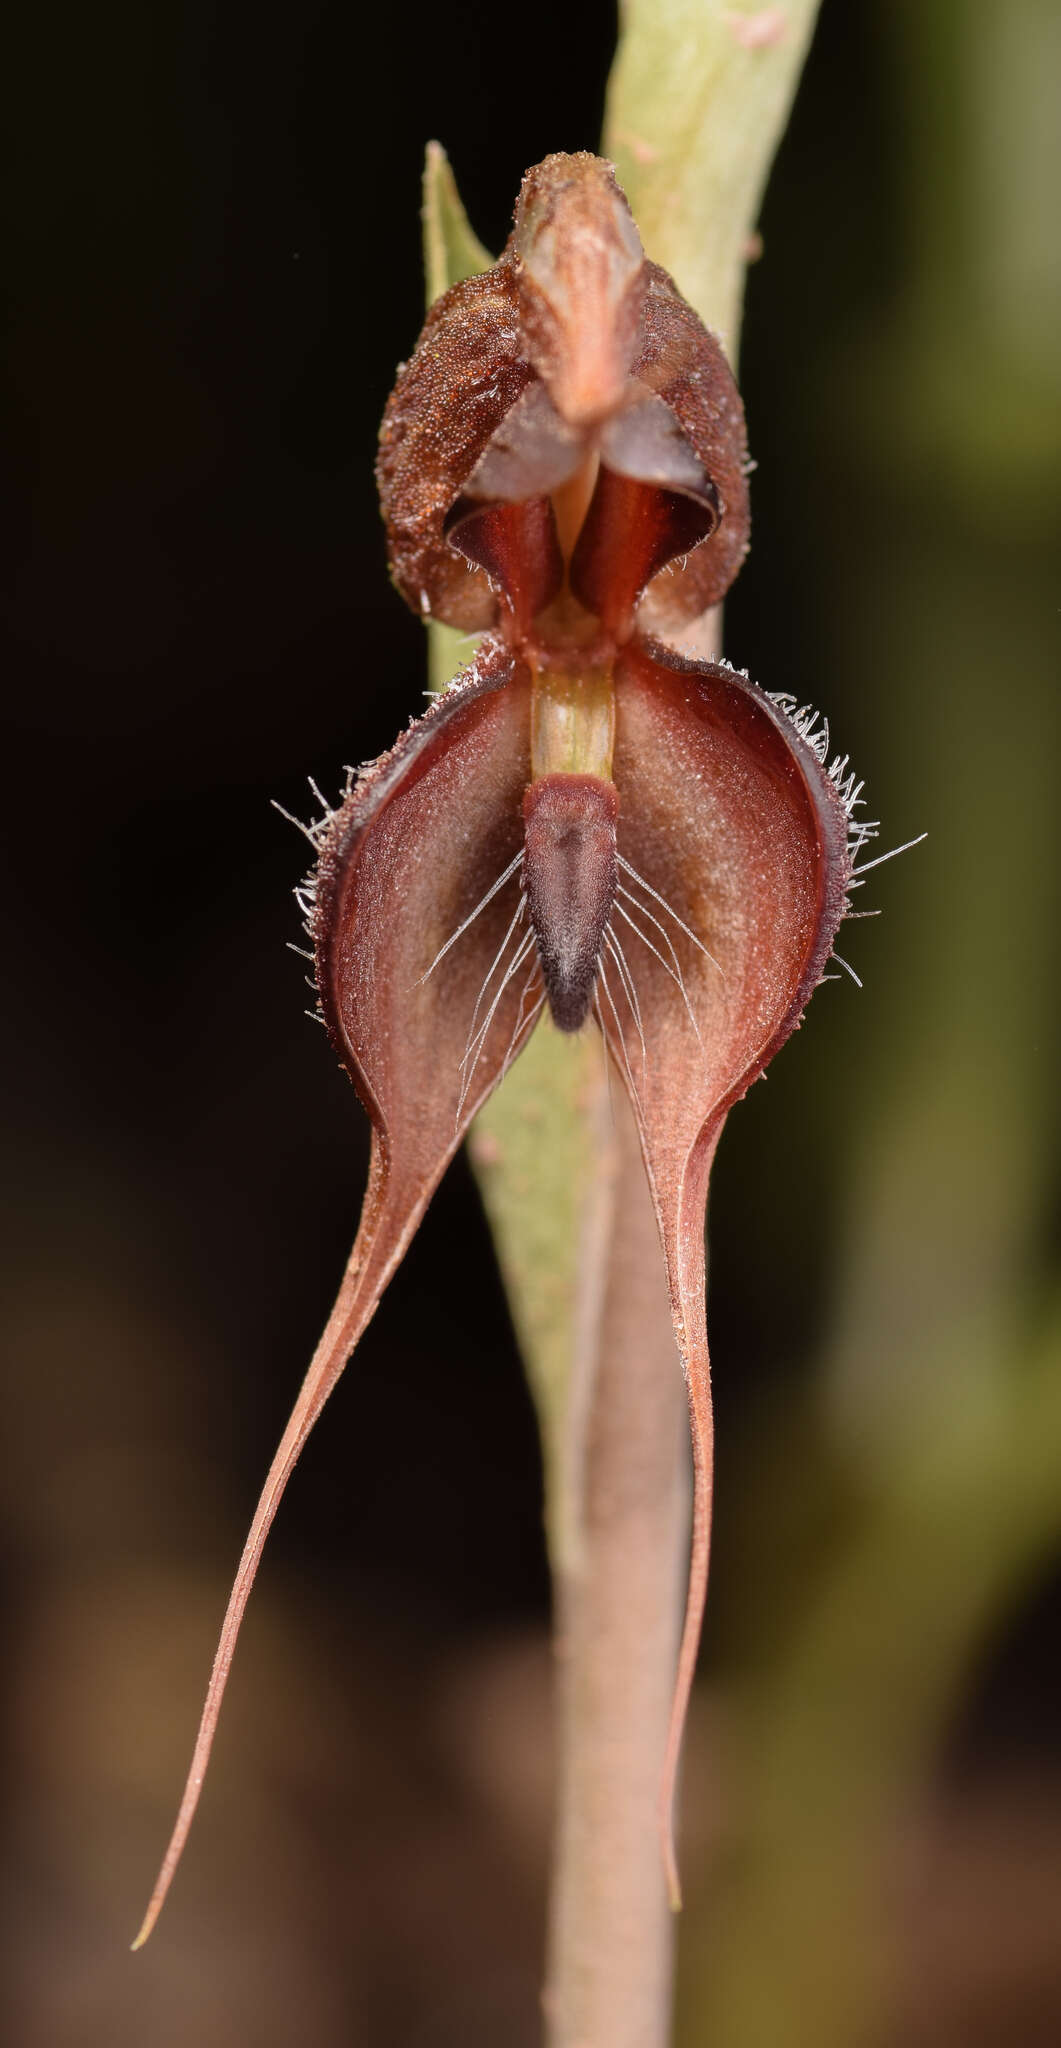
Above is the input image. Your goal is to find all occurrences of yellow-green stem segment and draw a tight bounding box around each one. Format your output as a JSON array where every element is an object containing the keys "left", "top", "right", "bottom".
[{"left": 530, "top": 666, "right": 615, "bottom": 781}]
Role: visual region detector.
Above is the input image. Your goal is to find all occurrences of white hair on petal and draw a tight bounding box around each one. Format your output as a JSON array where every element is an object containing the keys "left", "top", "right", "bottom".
[{"left": 767, "top": 688, "right": 925, "bottom": 993}]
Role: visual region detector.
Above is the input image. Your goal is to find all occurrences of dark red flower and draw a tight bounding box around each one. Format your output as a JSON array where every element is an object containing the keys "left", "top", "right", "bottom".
[{"left": 135, "top": 153, "right": 861, "bottom": 1946}]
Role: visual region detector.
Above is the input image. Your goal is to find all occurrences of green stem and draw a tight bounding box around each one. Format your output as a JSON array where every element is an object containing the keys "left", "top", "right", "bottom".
[{"left": 538, "top": 1081, "right": 689, "bottom": 2048}]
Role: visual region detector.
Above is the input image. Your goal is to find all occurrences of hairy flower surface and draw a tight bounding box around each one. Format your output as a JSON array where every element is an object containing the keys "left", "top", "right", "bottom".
[{"left": 135, "top": 153, "right": 861, "bottom": 1946}]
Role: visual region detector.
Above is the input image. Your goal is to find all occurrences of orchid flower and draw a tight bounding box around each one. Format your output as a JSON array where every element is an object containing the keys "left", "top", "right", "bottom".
[{"left": 135, "top": 151, "right": 866, "bottom": 1947}]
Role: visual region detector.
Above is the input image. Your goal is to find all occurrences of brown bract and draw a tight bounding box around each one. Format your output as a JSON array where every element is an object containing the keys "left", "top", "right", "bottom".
[{"left": 135, "top": 153, "right": 855, "bottom": 1947}]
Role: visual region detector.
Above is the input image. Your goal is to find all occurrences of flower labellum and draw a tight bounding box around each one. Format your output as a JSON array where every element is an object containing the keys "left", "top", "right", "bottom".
[
  {"left": 134, "top": 152, "right": 866, "bottom": 1946},
  {"left": 522, "top": 774, "right": 619, "bottom": 1031}
]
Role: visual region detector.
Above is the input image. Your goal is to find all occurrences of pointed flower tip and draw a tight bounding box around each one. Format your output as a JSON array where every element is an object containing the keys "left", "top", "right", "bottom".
[{"left": 663, "top": 1816, "right": 684, "bottom": 1913}]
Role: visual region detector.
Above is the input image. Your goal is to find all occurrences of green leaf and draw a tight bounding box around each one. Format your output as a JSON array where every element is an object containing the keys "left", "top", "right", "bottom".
[{"left": 422, "top": 138, "right": 494, "bottom": 309}]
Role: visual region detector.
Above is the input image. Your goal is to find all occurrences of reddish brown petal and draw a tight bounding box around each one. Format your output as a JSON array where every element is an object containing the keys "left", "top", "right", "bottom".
[
  {"left": 445, "top": 488, "right": 564, "bottom": 640},
  {"left": 633, "top": 264, "right": 751, "bottom": 629},
  {"left": 134, "top": 639, "right": 537, "bottom": 1946},
  {"left": 315, "top": 639, "right": 538, "bottom": 1138},
  {"left": 601, "top": 637, "right": 851, "bottom": 1899},
  {"left": 377, "top": 268, "right": 532, "bottom": 630},
  {"left": 571, "top": 469, "right": 717, "bottom": 638},
  {"left": 570, "top": 391, "right": 721, "bottom": 634}
]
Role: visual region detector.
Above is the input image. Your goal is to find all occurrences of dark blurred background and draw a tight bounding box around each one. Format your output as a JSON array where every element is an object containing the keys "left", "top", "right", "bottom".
[{"left": 2, "top": 2, "right": 1059, "bottom": 2043}]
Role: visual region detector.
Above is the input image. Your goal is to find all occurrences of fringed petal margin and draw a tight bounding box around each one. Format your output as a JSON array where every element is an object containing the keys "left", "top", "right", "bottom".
[
  {"left": 133, "top": 639, "right": 537, "bottom": 1946},
  {"left": 600, "top": 636, "right": 852, "bottom": 1903}
]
